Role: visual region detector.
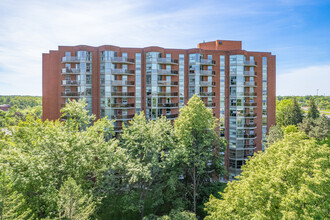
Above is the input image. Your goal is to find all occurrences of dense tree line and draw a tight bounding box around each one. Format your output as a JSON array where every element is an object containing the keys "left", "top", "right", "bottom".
[
  {"left": 278, "top": 95, "right": 330, "bottom": 110},
  {"left": 0, "top": 96, "right": 42, "bottom": 127},
  {"left": 0, "top": 95, "right": 226, "bottom": 219}
]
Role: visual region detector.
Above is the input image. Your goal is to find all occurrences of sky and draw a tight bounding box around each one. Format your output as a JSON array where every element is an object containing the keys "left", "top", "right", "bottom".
[{"left": 0, "top": 0, "right": 329, "bottom": 96}]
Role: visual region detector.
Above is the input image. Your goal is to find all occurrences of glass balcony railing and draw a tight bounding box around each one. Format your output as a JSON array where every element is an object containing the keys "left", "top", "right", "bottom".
[
  {"left": 157, "top": 58, "right": 178, "bottom": 65},
  {"left": 147, "top": 92, "right": 178, "bottom": 97},
  {"left": 199, "top": 70, "right": 216, "bottom": 76},
  {"left": 244, "top": 82, "right": 257, "bottom": 87},
  {"left": 110, "top": 103, "right": 135, "bottom": 108},
  {"left": 200, "top": 81, "right": 216, "bottom": 86},
  {"left": 111, "top": 69, "right": 135, "bottom": 75},
  {"left": 243, "top": 102, "right": 257, "bottom": 107},
  {"left": 147, "top": 103, "right": 179, "bottom": 108},
  {"left": 243, "top": 71, "right": 256, "bottom": 77},
  {"left": 244, "top": 60, "right": 256, "bottom": 66},
  {"left": 62, "top": 80, "right": 80, "bottom": 86},
  {"left": 205, "top": 103, "right": 216, "bottom": 108},
  {"left": 111, "top": 114, "right": 135, "bottom": 120},
  {"left": 62, "top": 56, "right": 91, "bottom": 63},
  {"left": 199, "top": 92, "right": 215, "bottom": 97},
  {"left": 111, "top": 80, "right": 135, "bottom": 86},
  {"left": 200, "top": 59, "right": 216, "bottom": 65},
  {"left": 157, "top": 69, "right": 178, "bottom": 75},
  {"left": 111, "top": 92, "right": 135, "bottom": 97},
  {"left": 111, "top": 57, "right": 135, "bottom": 64},
  {"left": 62, "top": 68, "right": 86, "bottom": 74},
  {"left": 157, "top": 81, "right": 178, "bottom": 86}
]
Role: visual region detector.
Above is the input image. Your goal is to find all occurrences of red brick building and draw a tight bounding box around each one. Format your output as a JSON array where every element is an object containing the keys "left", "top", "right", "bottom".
[{"left": 43, "top": 40, "right": 276, "bottom": 180}]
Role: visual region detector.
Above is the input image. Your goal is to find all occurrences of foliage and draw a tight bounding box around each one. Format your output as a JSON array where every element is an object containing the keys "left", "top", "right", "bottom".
[
  {"left": 0, "top": 170, "right": 32, "bottom": 219},
  {"left": 307, "top": 98, "right": 320, "bottom": 119},
  {"left": 276, "top": 99, "right": 304, "bottom": 127},
  {"left": 1, "top": 100, "right": 121, "bottom": 218},
  {"left": 173, "top": 94, "right": 226, "bottom": 214},
  {"left": 266, "top": 125, "right": 284, "bottom": 145},
  {"left": 105, "top": 112, "right": 180, "bottom": 219},
  {"left": 144, "top": 210, "right": 197, "bottom": 220},
  {"left": 0, "top": 96, "right": 41, "bottom": 109},
  {"left": 298, "top": 116, "right": 329, "bottom": 140},
  {"left": 205, "top": 133, "right": 330, "bottom": 219},
  {"left": 283, "top": 125, "right": 298, "bottom": 134},
  {"left": 57, "top": 177, "right": 95, "bottom": 220}
]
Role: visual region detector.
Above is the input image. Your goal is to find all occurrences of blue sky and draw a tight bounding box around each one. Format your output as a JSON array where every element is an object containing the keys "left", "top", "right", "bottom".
[{"left": 0, "top": 0, "right": 329, "bottom": 96}]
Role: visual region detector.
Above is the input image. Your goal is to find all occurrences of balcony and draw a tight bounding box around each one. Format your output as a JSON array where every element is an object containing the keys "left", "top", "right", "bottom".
[
  {"left": 157, "top": 58, "right": 178, "bottom": 65},
  {"left": 61, "top": 91, "right": 80, "bottom": 97},
  {"left": 62, "top": 68, "right": 86, "bottom": 74},
  {"left": 62, "top": 56, "right": 91, "bottom": 63},
  {"left": 111, "top": 114, "right": 135, "bottom": 120},
  {"left": 205, "top": 103, "right": 216, "bottom": 108},
  {"left": 200, "top": 59, "right": 216, "bottom": 66},
  {"left": 111, "top": 80, "right": 135, "bottom": 86},
  {"left": 244, "top": 60, "right": 256, "bottom": 66},
  {"left": 244, "top": 82, "right": 257, "bottom": 87},
  {"left": 244, "top": 71, "right": 256, "bottom": 77},
  {"left": 230, "top": 113, "right": 257, "bottom": 118},
  {"left": 62, "top": 80, "right": 80, "bottom": 86},
  {"left": 111, "top": 57, "right": 135, "bottom": 64},
  {"left": 200, "top": 70, "right": 216, "bottom": 76},
  {"left": 111, "top": 69, "right": 135, "bottom": 75},
  {"left": 165, "top": 114, "right": 178, "bottom": 119},
  {"left": 199, "top": 92, "right": 215, "bottom": 97},
  {"left": 157, "top": 81, "right": 178, "bottom": 86},
  {"left": 111, "top": 92, "right": 135, "bottom": 97},
  {"left": 147, "top": 103, "right": 178, "bottom": 108},
  {"left": 110, "top": 103, "right": 135, "bottom": 109},
  {"left": 243, "top": 102, "right": 257, "bottom": 107},
  {"left": 147, "top": 92, "right": 178, "bottom": 97},
  {"left": 157, "top": 69, "right": 178, "bottom": 75},
  {"left": 200, "top": 81, "right": 216, "bottom": 87}
]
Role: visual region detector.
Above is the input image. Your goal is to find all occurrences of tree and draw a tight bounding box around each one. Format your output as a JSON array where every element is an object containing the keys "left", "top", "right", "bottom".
[
  {"left": 173, "top": 94, "right": 226, "bottom": 214},
  {"left": 291, "top": 98, "right": 303, "bottom": 125},
  {"left": 276, "top": 99, "right": 293, "bottom": 127},
  {"left": 1, "top": 100, "right": 122, "bottom": 218},
  {"left": 205, "top": 133, "right": 330, "bottom": 219},
  {"left": 307, "top": 98, "right": 320, "bottom": 119},
  {"left": 266, "top": 125, "right": 284, "bottom": 145},
  {"left": 115, "top": 112, "right": 179, "bottom": 219},
  {"left": 57, "top": 177, "right": 95, "bottom": 220},
  {"left": 298, "top": 116, "right": 329, "bottom": 141},
  {"left": 0, "top": 170, "right": 32, "bottom": 220},
  {"left": 144, "top": 210, "right": 197, "bottom": 220}
]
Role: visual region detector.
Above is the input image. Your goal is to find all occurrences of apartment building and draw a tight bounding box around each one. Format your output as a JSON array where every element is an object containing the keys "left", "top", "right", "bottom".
[{"left": 42, "top": 40, "right": 276, "bottom": 180}]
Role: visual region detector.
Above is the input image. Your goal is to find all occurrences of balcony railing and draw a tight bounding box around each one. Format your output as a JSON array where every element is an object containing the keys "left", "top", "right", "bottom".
[
  {"left": 200, "top": 81, "right": 216, "bottom": 86},
  {"left": 62, "top": 80, "right": 80, "bottom": 86},
  {"left": 199, "top": 92, "right": 215, "bottom": 97},
  {"left": 111, "top": 69, "right": 135, "bottom": 75},
  {"left": 62, "top": 56, "right": 91, "bottom": 63},
  {"left": 147, "top": 103, "right": 178, "bottom": 108},
  {"left": 62, "top": 68, "right": 87, "bottom": 74},
  {"left": 111, "top": 57, "right": 135, "bottom": 64},
  {"left": 61, "top": 91, "right": 80, "bottom": 97},
  {"left": 244, "top": 71, "right": 256, "bottom": 77},
  {"left": 111, "top": 114, "right": 135, "bottom": 120},
  {"left": 205, "top": 103, "right": 216, "bottom": 108},
  {"left": 200, "top": 59, "right": 216, "bottom": 65},
  {"left": 147, "top": 92, "right": 178, "bottom": 97},
  {"left": 110, "top": 103, "right": 135, "bottom": 108},
  {"left": 157, "top": 58, "right": 178, "bottom": 65},
  {"left": 165, "top": 114, "right": 178, "bottom": 119},
  {"left": 244, "top": 60, "right": 256, "bottom": 66},
  {"left": 243, "top": 102, "right": 257, "bottom": 107},
  {"left": 111, "top": 92, "right": 135, "bottom": 97},
  {"left": 157, "top": 69, "right": 178, "bottom": 75},
  {"left": 244, "top": 82, "right": 257, "bottom": 87},
  {"left": 230, "top": 113, "right": 257, "bottom": 118},
  {"left": 111, "top": 80, "right": 135, "bottom": 86},
  {"left": 199, "top": 70, "right": 216, "bottom": 76},
  {"left": 157, "top": 81, "right": 178, "bottom": 86}
]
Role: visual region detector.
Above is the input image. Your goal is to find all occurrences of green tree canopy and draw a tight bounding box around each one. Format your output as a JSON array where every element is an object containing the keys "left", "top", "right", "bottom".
[
  {"left": 173, "top": 94, "right": 226, "bottom": 214},
  {"left": 307, "top": 98, "right": 320, "bottom": 119},
  {"left": 205, "top": 133, "right": 330, "bottom": 219}
]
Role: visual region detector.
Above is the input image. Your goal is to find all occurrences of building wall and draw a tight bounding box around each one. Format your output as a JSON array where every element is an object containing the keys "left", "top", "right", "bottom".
[{"left": 42, "top": 40, "right": 276, "bottom": 179}]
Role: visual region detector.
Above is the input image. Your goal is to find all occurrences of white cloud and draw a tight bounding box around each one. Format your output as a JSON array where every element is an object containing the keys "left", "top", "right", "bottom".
[{"left": 277, "top": 65, "right": 330, "bottom": 96}]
